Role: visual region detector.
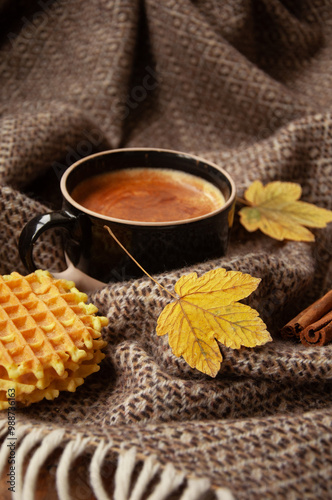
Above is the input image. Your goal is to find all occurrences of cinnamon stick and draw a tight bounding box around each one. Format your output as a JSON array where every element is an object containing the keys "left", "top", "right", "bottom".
[
  {"left": 300, "top": 310, "right": 332, "bottom": 347},
  {"left": 280, "top": 290, "right": 332, "bottom": 339}
]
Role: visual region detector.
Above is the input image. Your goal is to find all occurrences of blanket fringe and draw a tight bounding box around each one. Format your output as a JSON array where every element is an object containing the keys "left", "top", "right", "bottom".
[
  {"left": 12, "top": 427, "right": 45, "bottom": 500},
  {"left": 90, "top": 439, "right": 115, "bottom": 500},
  {"left": 138, "top": 462, "right": 184, "bottom": 500},
  {"left": 21, "top": 429, "right": 66, "bottom": 500},
  {"left": 56, "top": 434, "right": 91, "bottom": 500},
  {"left": 124, "top": 454, "right": 160, "bottom": 500},
  {"left": 0, "top": 420, "right": 234, "bottom": 500},
  {"left": 0, "top": 424, "right": 32, "bottom": 484}
]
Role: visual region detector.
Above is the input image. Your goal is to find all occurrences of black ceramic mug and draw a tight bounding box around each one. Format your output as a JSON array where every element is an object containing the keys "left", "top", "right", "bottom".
[{"left": 19, "top": 148, "right": 236, "bottom": 290}]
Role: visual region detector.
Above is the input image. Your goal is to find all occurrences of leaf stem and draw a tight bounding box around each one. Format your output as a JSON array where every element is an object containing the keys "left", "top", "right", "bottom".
[
  {"left": 104, "top": 226, "right": 177, "bottom": 299},
  {"left": 236, "top": 197, "right": 251, "bottom": 206}
]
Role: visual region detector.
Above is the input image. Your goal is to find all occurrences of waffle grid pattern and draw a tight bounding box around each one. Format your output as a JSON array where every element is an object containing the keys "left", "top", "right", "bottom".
[{"left": 0, "top": 270, "right": 108, "bottom": 409}]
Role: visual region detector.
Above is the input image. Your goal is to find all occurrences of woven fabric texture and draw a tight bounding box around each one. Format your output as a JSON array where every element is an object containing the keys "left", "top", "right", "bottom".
[{"left": 0, "top": 0, "right": 332, "bottom": 498}]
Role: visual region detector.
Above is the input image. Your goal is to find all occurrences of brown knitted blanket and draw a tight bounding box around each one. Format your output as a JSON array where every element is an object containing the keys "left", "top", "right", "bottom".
[{"left": 1, "top": 1, "right": 332, "bottom": 499}]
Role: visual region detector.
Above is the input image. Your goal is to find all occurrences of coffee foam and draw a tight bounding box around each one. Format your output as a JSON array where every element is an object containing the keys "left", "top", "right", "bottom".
[{"left": 72, "top": 167, "right": 226, "bottom": 223}]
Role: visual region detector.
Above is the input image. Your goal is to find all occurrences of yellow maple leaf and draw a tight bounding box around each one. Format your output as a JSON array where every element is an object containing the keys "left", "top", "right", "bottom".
[
  {"left": 156, "top": 268, "right": 272, "bottom": 378},
  {"left": 238, "top": 180, "right": 332, "bottom": 241}
]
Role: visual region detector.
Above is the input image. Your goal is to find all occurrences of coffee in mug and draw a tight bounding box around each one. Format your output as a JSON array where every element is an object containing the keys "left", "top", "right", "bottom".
[{"left": 71, "top": 168, "right": 226, "bottom": 223}]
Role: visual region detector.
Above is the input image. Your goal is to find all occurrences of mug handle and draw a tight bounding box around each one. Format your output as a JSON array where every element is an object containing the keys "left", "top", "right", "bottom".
[
  {"left": 19, "top": 211, "right": 78, "bottom": 273},
  {"left": 19, "top": 211, "right": 106, "bottom": 291}
]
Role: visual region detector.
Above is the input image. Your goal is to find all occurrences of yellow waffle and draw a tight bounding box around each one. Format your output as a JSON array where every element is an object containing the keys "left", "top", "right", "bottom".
[
  {"left": 0, "top": 270, "right": 108, "bottom": 409},
  {"left": 16, "top": 349, "right": 106, "bottom": 406}
]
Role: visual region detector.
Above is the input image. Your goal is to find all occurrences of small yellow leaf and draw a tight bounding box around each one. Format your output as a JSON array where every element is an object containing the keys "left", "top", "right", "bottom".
[
  {"left": 156, "top": 268, "right": 272, "bottom": 377},
  {"left": 239, "top": 180, "right": 332, "bottom": 241}
]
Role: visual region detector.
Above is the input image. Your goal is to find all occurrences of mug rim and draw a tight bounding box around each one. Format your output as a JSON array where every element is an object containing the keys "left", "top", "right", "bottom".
[{"left": 60, "top": 147, "right": 237, "bottom": 227}]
